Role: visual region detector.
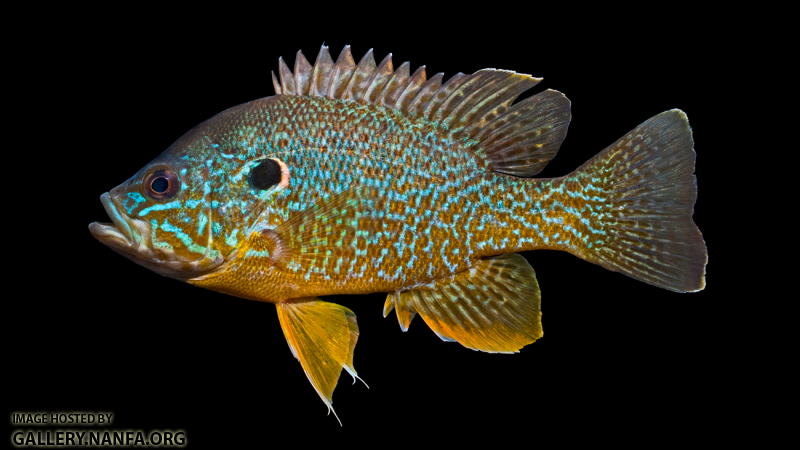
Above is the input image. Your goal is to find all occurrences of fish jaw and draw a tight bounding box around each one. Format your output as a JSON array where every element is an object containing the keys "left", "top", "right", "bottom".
[
  {"left": 89, "top": 192, "right": 224, "bottom": 280},
  {"left": 89, "top": 192, "right": 139, "bottom": 248}
]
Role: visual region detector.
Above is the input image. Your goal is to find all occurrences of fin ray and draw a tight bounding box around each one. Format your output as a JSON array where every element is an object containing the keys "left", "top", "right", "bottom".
[
  {"left": 386, "top": 254, "right": 542, "bottom": 353},
  {"left": 278, "top": 57, "right": 295, "bottom": 96},
  {"left": 395, "top": 66, "right": 427, "bottom": 111},
  {"left": 479, "top": 89, "right": 571, "bottom": 176},
  {"left": 275, "top": 46, "right": 570, "bottom": 174},
  {"left": 309, "top": 45, "right": 335, "bottom": 97},
  {"left": 406, "top": 72, "right": 444, "bottom": 116},
  {"left": 271, "top": 71, "right": 282, "bottom": 95},
  {"left": 383, "top": 293, "right": 395, "bottom": 317},
  {"left": 569, "top": 110, "right": 707, "bottom": 292},
  {"left": 363, "top": 53, "right": 394, "bottom": 103},
  {"left": 276, "top": 298, "right": 362, "bottom": 422},
  {"left": 376, "top": 61, "right": 410, "bottom": 108},
  {"left": 327, "top": 45, "right": 356, "bottom": 99},
  {"left": 344, "top": 48, "right": 376, "bottom": 100},
  {"left": 294, "top": 50, "right": 313, "bottom": 96}
]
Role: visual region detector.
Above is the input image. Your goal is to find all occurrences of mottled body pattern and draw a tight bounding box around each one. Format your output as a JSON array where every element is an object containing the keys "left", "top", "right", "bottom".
[
  {"left": 90, "top": 45, "right": 707, "bottom": 421},
  {"left": 189, "top": 95, "right": 586, "bottom": 301}
]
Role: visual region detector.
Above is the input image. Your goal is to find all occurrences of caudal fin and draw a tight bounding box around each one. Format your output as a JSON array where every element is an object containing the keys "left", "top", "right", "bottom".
[{"left": 571, "top": 110, "right": 707, "bottom": 292}]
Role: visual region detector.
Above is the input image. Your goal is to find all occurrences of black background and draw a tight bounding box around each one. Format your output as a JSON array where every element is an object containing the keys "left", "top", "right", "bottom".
[{"left": 8, "top": 11, "right": 732, "bottom": 448}]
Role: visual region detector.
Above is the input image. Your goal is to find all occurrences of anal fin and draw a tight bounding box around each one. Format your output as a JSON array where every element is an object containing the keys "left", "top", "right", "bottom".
[
  {"left": 384, "top": 291, "right": 417, "bottom": 331},
  {"left": 276, "top": 298, "right": 365, "bottom": 424},
  {"left": 387, "top": 254, "right": 542, "bottom": 353}
]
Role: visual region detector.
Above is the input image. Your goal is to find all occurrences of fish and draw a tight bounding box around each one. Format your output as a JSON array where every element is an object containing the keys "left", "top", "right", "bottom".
[{"left": 89, "top": 44, "right": 707, "bottom": 422}]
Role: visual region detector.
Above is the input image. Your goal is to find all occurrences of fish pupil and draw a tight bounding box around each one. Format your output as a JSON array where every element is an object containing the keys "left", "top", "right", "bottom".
[
  {"left": 151, "top": 177, "right": 169, "bottom": 193},
  {"left": 249, "top": 159, "right": 281, "bottom": 190}
]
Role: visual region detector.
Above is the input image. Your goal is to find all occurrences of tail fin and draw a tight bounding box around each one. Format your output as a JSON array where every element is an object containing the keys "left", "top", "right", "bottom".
[{"left": 571, "top": 110, "right": 707, "bottom": 292}]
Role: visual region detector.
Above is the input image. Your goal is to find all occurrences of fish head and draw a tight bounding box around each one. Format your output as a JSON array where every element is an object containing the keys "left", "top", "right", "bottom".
[{"left": 89, "top": 107, "right": 290, "bottom": 281}]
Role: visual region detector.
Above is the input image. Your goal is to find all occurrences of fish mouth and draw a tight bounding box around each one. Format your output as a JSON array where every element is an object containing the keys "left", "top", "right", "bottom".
[
  {"left": 89, "top": 192, "right": 136, "bottom": 247},
  {"left": 89, "top": 191, "right": 225, "bottom": 280}
]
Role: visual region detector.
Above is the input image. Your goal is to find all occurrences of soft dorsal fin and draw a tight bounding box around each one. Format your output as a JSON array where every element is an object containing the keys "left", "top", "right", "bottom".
[
  {"left": 273, "top": 45, "right": 572, "bottom": 176},
  {"left": 384, "top": 253, "right": 543, "bottom": 353}
]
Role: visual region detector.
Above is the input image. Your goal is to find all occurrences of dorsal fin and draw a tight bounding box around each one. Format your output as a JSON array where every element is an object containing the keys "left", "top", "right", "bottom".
[
  {"left": 328, "top": 46, "right": 356, "bottom": 99},
  {"left": 396, "top": 66, "right": 427, "bottom": 111},
  {"left": 278, "top": 56, "right": 295, "bottom": 96},
  {"left": 308, "top": 45, "right": 335, "bottom": 97},
  {"left": 274, "top": 45, "right": 572, "bottom": 176},
  {"left": 343, "top": 49, "right": 376, "bottom": 100},
  {"left": 406, "top": 72, "right": 443, "bottom": 116},
  {"left": 293, "top": 50, "right": 313, "bottom": 96},
  {"left": 376, "top": 61, "right": 411, "bottom": 108},
  {"left": 363, "top": 53, "right": 394, "bottom": 103}
]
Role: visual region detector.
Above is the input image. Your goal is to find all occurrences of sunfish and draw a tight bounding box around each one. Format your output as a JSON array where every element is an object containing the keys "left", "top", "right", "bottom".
[{"left": 89, "top": 44, "right": 707, "bottom": 423}]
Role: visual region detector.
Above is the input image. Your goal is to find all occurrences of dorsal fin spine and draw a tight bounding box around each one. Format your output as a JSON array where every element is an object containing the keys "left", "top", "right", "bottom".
[
  {"left": 363, "top": 53, "right": 394, "bottom": 103},
  {"left": 273, "top": 46, "right": 571, "bottom": 176},
  {"left": 271, "top": 71, "right": 282, "bottom": 95},
  {"left": 309, "top": 45, "right": 334, "bottom": 97},
  {"left": 375, "top": 61, "right": 410, "bottom": 106},
  {"left": 278, "top": 57, "right": 295, "bottom": 96},
  {"left": 327, "top": 45, "right": 356, "bottom": 99},
  {"left": 395, "top": 66, "right": 427, "bottom": 111},
  {"left": 376, "top": 61, "right": 410, "bottom": 107},
  {"left": 343, "top": 48, "right": 376, "bottom": 100},
  {"left": 406, "top": 72, "right": 444, "bottom": 116},
  {"left": 420, "top": 73, "right": 469, "bottom": 120},
  {"left": 294, "top": 50, "right": 313, "bottom": 96}
]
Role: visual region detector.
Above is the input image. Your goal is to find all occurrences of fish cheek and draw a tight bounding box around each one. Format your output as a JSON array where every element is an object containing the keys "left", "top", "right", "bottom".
[{"left": 145, "top": 208, "right": 209, "bottom": 261}]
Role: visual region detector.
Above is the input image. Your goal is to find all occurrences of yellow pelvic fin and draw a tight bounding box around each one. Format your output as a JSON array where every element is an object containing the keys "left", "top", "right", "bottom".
[
  {"left": 387, "top": 253, "right": 542, "bottom": 353},
  {"left": 276, "top": 298, "right": 364, "bottom": 424}
]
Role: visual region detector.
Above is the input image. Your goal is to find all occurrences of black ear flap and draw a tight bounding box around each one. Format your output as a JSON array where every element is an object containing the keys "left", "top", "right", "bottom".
[{"left": 249, "top": 159, "right": 282, "bottom": 190}]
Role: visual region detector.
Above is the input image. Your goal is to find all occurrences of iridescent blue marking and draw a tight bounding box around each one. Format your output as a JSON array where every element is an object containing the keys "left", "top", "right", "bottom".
[
  {"left": 124, "top": 192, "right": 147, "bottom": 214},
  {"left": 138, "top": 200, "right": 182, "bottom": 216}
]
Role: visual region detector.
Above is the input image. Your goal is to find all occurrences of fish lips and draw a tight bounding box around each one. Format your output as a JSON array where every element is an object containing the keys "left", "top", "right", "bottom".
[
  {"left": 89, "top": 192, "right": 170, "bottom": 276},
  {"left": 89, "top": 192, "right": 137, "bottom": 247},
  {"left": 89, "top": 192, "right": 225, "bottom": 280}
]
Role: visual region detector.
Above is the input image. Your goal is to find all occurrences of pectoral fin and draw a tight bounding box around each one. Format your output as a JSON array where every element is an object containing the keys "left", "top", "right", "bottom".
[
  {"left": 386, "top": 253, "right": 542, "bottom": 353},
  {"left": 276, "top": 298, "right": 364, "bottom": 423}
]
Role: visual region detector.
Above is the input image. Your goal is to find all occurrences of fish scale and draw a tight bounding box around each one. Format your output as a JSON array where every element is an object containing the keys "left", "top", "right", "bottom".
[
  {"left": 188, "top": 95, "right": 589, "bottom": 300},
  {"left": 90, "top": 45, "right": 706, "bottom": 421},
  {"left": 191, "top": 95, "right": 490, "bottom": 299}
]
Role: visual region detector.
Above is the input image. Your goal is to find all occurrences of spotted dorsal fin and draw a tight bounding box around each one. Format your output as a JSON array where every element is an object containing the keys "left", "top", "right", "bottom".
[{"left": 273, "top": 45, "right": 572, "bottom": 176}]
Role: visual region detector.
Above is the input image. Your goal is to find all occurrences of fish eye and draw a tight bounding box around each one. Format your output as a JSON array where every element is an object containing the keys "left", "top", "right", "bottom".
[
  {"left": 249, "top": 159, "right": 282, "bottom": 190},
  {"left": 144, "top": 168, "right": 180, "bottom": 201},
  {"left": 151, "top": 177, "right": 169, "bottom": 193}
]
